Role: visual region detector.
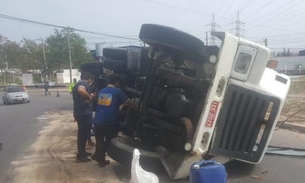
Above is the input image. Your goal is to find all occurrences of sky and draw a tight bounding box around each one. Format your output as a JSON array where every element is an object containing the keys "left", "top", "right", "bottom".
[{"left": 1, "top": 0, "right": 305, "bottom": 52}]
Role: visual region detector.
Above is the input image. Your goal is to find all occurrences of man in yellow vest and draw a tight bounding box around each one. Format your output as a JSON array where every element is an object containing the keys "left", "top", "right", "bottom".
[{"left": 68, "top": 78, "right": 78, "bottom": 94}]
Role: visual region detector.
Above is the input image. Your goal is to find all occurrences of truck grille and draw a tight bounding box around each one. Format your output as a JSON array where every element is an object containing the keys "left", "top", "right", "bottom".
[{"left": 211, "top": 84, "right": 280, "bottom": 163}]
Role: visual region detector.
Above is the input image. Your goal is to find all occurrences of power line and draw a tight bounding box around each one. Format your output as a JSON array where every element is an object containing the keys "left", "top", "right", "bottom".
[
  {"left": 267, "top": 47, "right": 305, "bottom": 49},
  {"left": 239, "top": 0, "right": 256, "bottom": 12},
  {"left": 247, "top": 33, "right": 305, "bottom": 38},
  {"left": 268, "top": 37, "right": 305, "bottom": 41},
  {"left": 215, "top": 0, "right": 226, "bottom": 17},
  {"left": 245, "top": 18, "right": 305, "bottom": 35},
  {"left": 246, "top": 0, "right": 304, "bottom": 32},
  {"left": 0, "top": 13, "right": 139, "bottom": 41},
  {"left": 269, "top": 39, "right": 305, "bottom": 44},
  {"left": 245, "top": 0, "right": 299, "bottom": 26},
  {"left": 243, "top": 0, "right": 274, "bottom": 21},
  {"left": 218, "top": 0, "right": 238, "bottom": 22},
  {"left": 220, "top": 0, "right": 254, "bottom": 27},
  {"left": 268, "top": 7, "right": 305, "bottom": 26},
  {"left": 135, "top": 0, "right": 210, "bottom": 16}
]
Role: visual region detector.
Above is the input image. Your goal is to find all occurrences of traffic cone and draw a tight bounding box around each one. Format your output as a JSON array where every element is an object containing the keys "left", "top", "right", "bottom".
[{"left": 56, "top": 90, "right": 60, "bottom": 97}]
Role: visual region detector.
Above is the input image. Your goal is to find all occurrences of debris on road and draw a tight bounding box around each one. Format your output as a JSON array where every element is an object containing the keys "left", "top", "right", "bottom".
[
  {"left": 251, "top": 175, "right": 265, "bottom": 180},
  {"left": 261, "top": 170, "right": 268, "bottom": 175},
  {"left": 266, "top": 146, "right": 305, "bottom": 157},
  {"left": 130, "top": 149, "right": 159, "bottom": 183},
  {"left": 277, "top": 108, "right": 304, "bottom": 128}
]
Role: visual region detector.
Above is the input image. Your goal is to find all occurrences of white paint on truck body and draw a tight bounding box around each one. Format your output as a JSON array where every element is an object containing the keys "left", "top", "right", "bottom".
[{"left": 169, "top": 32, "right": 290, "bottom": 179}]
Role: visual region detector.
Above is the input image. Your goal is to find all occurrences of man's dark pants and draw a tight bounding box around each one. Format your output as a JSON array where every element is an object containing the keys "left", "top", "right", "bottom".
[
  {"left": 93, "top": 124, "right": 118, "bottom": 163},
  {"left": 74, "top": 114, "right": 92, "bottom": 158},
  {"left": 45, "top": 87, "right": 50, "bottom": 95}
]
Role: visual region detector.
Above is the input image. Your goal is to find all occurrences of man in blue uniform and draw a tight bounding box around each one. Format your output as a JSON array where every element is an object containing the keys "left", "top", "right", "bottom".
[
  {"left": 72, "top": 71, "right": 95, "bottom": 162},
  {"left": 92, "top": 74, "right": 129, "bottom": 167}
]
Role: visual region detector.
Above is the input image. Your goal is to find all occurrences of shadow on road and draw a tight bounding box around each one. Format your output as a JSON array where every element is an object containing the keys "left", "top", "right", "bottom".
[{"left": 225, "top": 160, "right": 255, "bottom": 179}]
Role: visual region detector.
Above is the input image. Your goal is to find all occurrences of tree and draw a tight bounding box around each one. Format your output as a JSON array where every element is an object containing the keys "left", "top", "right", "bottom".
[
  {"left": 287, "top": 49, "right": 291, "bottom": 56},
  {"left": 45, "top": 28, "right": 91, "bottom": 75},
  {"left": 0, "top": 35, "right": 24, "bottom": 84},
  {"left": 0, "top": 29, "right": 91, "bottom": 81},
  {"left": 1, "top": 40, "right": 23, "bottom": 69},
  {"left": 0, "top": 34, "right": 7, "bottom": 70},
  {"left": 18, "top": 39, "right": 43, "bottom": 73}
]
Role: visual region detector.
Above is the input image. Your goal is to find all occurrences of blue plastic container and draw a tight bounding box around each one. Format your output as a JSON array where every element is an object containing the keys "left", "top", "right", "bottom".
[{"left": 189, "top": 160, "right": 227, "bottom": 183}]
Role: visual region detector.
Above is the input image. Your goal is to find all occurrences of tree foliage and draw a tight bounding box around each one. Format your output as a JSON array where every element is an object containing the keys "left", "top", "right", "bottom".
[
  {"left": 0, "top": 28, "right": 91, "bottom": 75},
  {"left": 46, "top": 28, "right": 91, "bottom": 73}
]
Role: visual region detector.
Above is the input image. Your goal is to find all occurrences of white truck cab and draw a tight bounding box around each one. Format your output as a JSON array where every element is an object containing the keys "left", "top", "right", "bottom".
[{"left": 165, "top": 32, "right": 290, "bottom": 179}]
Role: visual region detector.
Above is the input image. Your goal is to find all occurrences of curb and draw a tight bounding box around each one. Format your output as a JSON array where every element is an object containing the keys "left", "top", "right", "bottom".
[
  {"left": 278, "top": 122, "right": 305, "bottom": 133},
  {"left": 27, "top": 89, "right": 68, "bottom": 92}
]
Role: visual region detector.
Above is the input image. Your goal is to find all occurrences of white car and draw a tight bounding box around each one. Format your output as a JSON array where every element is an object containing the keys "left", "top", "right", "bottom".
[{"left": 2, "top": 86, "right": 30, "bottom": 104}]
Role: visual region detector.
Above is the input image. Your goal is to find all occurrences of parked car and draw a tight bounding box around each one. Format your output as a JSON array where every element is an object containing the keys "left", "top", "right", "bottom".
[
  {"left": 2, "top": 86, "right": 30, "bottom": 104},
  {"left": 34, "top": 82, "right": 55, "bottom": 88}
]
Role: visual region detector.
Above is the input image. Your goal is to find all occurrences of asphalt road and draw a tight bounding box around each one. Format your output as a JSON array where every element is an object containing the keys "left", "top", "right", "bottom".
[
  {"left": 0, "top": 91, "right": 73, "bottom": 182},
  {"left": 226, "top": 129, "right": 305, "bottom": 183}
]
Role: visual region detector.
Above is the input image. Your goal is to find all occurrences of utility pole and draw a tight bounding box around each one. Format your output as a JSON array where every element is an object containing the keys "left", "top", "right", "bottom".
[
  {"left": 206, "top": 13, "right": 220, "bottom": 46},
  {"left": 3, "top": 56, "right": 8, "bottom": 85},
  {"left": 206, "top": 32, "right": 209, "bottom": 45},
  {"left": 67, "top": 29, "right": 72, "bottom": 83},
  {"left": 263, "top": 38, "right": 268, "bottom": 47},
  {"left": 230, "top": 11, "right": 245, "bottom": 38},
  {"left": 41, "top": 38, "right": 47, "bottom": 80}
]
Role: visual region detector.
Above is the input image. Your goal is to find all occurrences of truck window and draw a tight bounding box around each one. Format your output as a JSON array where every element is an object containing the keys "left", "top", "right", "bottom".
[
  {"left": 231, "top": 45, "right": 257, "bottom": 81},
  {"left": 235, "top": 52, "right": 252, "bottom": 74}
]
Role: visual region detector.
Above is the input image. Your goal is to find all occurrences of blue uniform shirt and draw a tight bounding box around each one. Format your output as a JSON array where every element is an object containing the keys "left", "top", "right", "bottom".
[{"left": 94, "top": 86, "right": 129, "bottom": 126}]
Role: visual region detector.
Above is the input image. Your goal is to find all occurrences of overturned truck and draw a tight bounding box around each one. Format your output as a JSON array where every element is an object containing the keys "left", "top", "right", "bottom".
[{"left": 83, "top": 24, "right": 290, "bottom": 179}]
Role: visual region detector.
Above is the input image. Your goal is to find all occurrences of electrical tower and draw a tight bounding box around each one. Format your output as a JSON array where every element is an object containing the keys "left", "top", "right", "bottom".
[
  {"left": 206, "top": 13, "right": 220, "bottom": 46},
  {"left": 230, "top": 11, "right": 245, "bottom": 38}
]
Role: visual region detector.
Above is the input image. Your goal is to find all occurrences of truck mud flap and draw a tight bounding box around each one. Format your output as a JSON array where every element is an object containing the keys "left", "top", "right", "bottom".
[{"left": 211, "top": 84, "right": 280, "bottom": 163}]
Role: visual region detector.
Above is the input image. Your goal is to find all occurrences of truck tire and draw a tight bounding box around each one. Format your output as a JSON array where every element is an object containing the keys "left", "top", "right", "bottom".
[
  {"left": 103, "top": 48, "right": 128, "bottom": 60},
  {"left": 139, "top": 24, "right": 205, "bottom": 59},
  {"left": 81, "top": 62, "right": 104, "bottom": 75},
  {"left": 107, "top": 137, "right": 168, "bottom": 173}
]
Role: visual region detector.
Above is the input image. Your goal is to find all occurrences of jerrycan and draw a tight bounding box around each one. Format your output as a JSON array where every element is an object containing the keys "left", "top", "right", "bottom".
[{"left": 189, "top": 160, "right": 227, "bottom": 183}]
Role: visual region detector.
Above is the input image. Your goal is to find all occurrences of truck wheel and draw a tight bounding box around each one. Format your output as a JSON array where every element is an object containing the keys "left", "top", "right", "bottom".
[
  {"left": 80, "top": 62, "right": 104, "bottom": 75},
  {"left": 139, "top": 24, "right": 205, "bottom": 59},
  {"left": 103, "top": 47, "right": 128, "bottom": 60},
  {"left": 107, "top": 137, "right": 168, "bottom": 173}
]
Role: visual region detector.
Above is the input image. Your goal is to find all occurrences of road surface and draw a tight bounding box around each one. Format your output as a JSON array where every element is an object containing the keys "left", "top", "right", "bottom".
[
  {"left": 0, "top": 91, "right": 72, "bottom": 182},
  {"left": 1, "top": 92, "right": 305, "bottom": 183}
]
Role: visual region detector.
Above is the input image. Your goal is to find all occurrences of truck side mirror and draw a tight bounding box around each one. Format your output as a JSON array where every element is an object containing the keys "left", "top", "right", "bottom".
[{"left": 267, "top": 60, "right": 278, "bottom": 70}]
